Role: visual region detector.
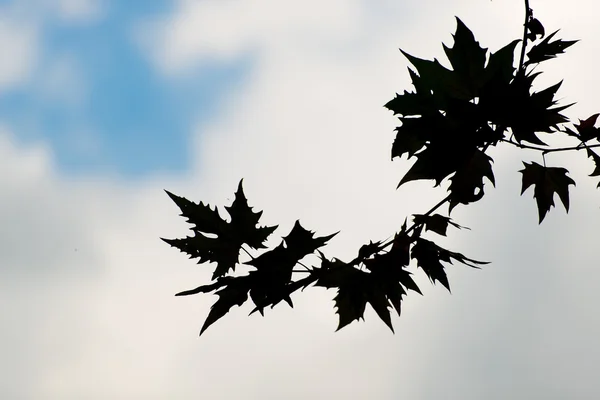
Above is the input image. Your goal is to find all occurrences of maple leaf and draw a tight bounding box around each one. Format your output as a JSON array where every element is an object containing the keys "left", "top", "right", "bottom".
[
  {"left": 283, "top": 221, "right": 338, "bottom": 260},
  {"left": 412, "top": 213, "right": 467, "bottom": 236},
  {"left": 574, "top": 114, "right": 600, "bottom": 142},
  {"left": 175, "top": 276, "right": 252, "bottom": 336},
  {"left": 384, "top": 69, "right": 440, "bottom": 117},
  {"left": 527, "top": 18, "right": 545, "bottom": 41},
  {"left": 390, "top": 115, "right": 441, "bottom": 160},
  {"left": 485, "top": 72, "right": 572, "bottom": 145},
  {"left": 400, "top": 51, "right": 471, "bottom": 102},
  {"left": 525, "top": 30, "right": 578, "bottom": 66},
  {"left": 520, "top": 162, "right": 576, "bottom": 223},
  {"left": 448, "top": 149, "right": 496, "bottom": 211},
  {"left": 442, "top": 17, "right": 488, "bottom": 96},
  {"left": 244, "top": 222, "right": 337, "bottom": 315},
  {"left": 398, "top": 139, "right": 477, "bottom": 188},
  {"left": 357, "top": 240, "right": 384, "bottom": 261},
  {"left": 483, "top": 39, "right": 520, "bottom": 84},
  {"left": 162, "top": 180, "right": 277, "bottom": 279},
  {"left": 585, "top": 149, "right": 600, "bottom": 187},
  {"left": 411, "top": 238, "right": 487, "bottom": 292},
  {"left": 315, "top": 259, "right": 408, "bottom": 333}
]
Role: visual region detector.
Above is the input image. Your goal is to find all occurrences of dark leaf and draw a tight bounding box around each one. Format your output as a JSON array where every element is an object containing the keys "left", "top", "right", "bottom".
[
  {"left": 527, "top": 18, "right": 545, "bottom": 41},
  {"left": 283, "top": 220, "right": 338, "bottom": 260},
  {"left": 412, "top": 214, "right": 467, "bottom": 236},
  {"left": 400, "top": 50, "right": 471, "bottom": 101},
  {"left": 410, "top": 238, "right": 452, "bottom": 291},
  {"left": 411, "top": 238, "right": 487, "bottom": 292},
  {"left": 574, "top": 114, "right": 600, "bottom": 142},
  {"left": 357, "top": 240, "right": 384, "bottom": 261},
  {"left": 520, "top": 161, "right": 576, "bottom": 223},
  {"left": 492, "top": 73, "right": 572, "bottom": 145},
  {"left": 163, "top": 180, "right": 277, "bottom": 279},
  {"left": 525, "top": 30, "right": 578, "bottom": 66},
  {"left": 198, "top": 276, "right": 251, "bottom": 336},
  {"left": 587, "top": 148, "right": 600, "bottom": 177},
  {"left": 483, "top": 39, "right": 520, "bottom": 85},
  {"left": 398, "top": 140, "right": 475, "bottom": 188},
  {"left": 244, "top": 222, "right": 336, "bottom": 315},
  {"left": 442, "top": 17, "right": 488, "bottom": 95},
  {"left": 448, "top": 149, "right": 495, "bottom": 211}
]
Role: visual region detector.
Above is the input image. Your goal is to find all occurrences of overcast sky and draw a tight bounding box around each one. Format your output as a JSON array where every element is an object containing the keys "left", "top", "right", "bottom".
[{"left": 1, "top": 0, "right": 600, "bottom": 398}]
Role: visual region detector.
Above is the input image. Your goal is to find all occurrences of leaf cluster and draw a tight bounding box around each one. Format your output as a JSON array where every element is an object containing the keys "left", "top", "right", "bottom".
[{"left": 164, "top": 14, "right": 600, "bottom": 336}]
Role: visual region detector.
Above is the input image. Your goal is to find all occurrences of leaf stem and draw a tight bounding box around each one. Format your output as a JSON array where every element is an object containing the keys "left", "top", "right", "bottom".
[
  {"left": 405, "top": 194, "right": 452, "bottom": 235},
  {"left": 518, "top": 0, "right": 532, "bottom": 73}
]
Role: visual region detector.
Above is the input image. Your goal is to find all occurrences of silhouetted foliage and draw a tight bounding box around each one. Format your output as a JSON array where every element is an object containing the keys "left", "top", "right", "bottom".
[{"left": 163, "top": 2, "right": 599, "bottom": 336}]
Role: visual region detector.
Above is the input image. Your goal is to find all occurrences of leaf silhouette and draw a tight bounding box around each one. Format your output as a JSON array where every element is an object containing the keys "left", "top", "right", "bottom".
[
  {"left": 162, "top": 180, "right": 277, "bottom": 279},
  {"left": 527, "top": 18, "right": 545, "bottom": 41},
  {"left": 574, "top": 113, "right": 600, "bottom": 142},
  {"left": 196, "top": 276, "right": 252, "bottom": 336},
  {"left": 411, "top": 238, "right": 487, "bottom": 292},
  {"left": 412, "top": 214, "right": 466, "bottom": 236},
  {"left": 520, "top": 162, "right": 576, "bottom": 223},
  {"left": 525, "top": 30, "right": 578, "bottom": 66},
  {"left": 586, "top": 148, "right": 600, "bottom": 188},
  {"left": 442, "top": 17, "right": 488, "bottom": 96},
  {"left": 245, "top": 222, "right": 337, "bottom": 315},
  {"left": 448, "top": 149, "right": 496, "bottom": 211}
]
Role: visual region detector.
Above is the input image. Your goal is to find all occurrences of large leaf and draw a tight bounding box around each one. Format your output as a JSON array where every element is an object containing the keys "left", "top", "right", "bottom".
[
  {"left": 163, "top": 180, "right": 277, "bottom": 279},
  {"left": 442, "top": 17, "right": 488, "bottom": 96}
]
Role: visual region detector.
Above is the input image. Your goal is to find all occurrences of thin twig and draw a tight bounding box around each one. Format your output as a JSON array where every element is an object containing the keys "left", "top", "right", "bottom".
[
  {"left": 500, "top": 138, "right": 600, "bottom": 154},
  {"left": 518, "top": 0, "right": 532, "bottom": 73},
  {"left": 297, "top": 261, "right": 312, "bottom": 271},
  {"left": 241, "top": 246, "right": 255, "bottom": 260}
]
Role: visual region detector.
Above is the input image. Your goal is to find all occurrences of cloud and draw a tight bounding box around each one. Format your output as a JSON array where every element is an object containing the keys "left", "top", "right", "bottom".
[
  {"left": 52, "top": 0, "right": 105, "bottom": 23},
  {"left": 0, "top": 10, "right": 38, "bottom": 90}
]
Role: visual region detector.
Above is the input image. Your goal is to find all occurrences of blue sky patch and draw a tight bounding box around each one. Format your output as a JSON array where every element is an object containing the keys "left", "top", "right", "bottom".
[{"left": 0, "top": 1, "right": 252, "bottom": 177}]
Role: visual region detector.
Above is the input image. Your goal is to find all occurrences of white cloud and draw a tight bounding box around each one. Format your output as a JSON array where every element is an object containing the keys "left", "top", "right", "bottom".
[
  {"left": 0, "top": 11, "right": 38, "bottom": 90},
  {"left": 41, "top": 0, "right": 105, "bottom": 23},
  {"left": 56, "top": 0, "right": 104, "bottom": 22}
]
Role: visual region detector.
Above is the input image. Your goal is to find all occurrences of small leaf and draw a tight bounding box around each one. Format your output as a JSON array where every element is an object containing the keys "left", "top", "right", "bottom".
[
  {"left": 587, "top": 148, "right": 600, "bottom": 177},
  {"left": 520, "top": 162, "right": 576, "bottom": 223},
  {"left": 283, "top": 221, "right": 338, "bottom": 260},
  {"left": 410, "top": 239, "right": 451, "bottom": 291},
  {"left": 412, "top": 214, "right": 467, "bottom": 236},
  {"left": 574, "top": 113, "right": 600, "bottom": 142},
  {"left": 357, "top": 240, "right": 384, "bottom": 261},
  {"left": 527, "top": 18, "right": 545, "bottom": 41},
  {"left": 525, "top": 30, "right": 578, "bottom": 66},
  {"left": 198, "top": 277, "right": 251, "bottom": 336}
]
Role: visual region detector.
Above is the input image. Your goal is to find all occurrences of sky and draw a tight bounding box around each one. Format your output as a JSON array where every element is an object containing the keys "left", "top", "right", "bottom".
[{"left": 1, "top": 0, "right": 600, "bottom": 398}]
